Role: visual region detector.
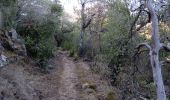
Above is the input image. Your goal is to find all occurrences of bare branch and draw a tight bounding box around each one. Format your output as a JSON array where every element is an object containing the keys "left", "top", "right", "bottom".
[
  {"left": 129, "top": 5, "right": 151, "bottom": 38},
  {"left": 80, "top": 0, "right": 96, "bottom": 5},
  {"left": 160, "top": 43, "right": 170, "bottom": 52},
  {"left": 83, "top": 14, "right": 95, "bottom": 29},
  {"left": 134, "top": 43, "right": 151, "bottom": 60},
  {"left": 129, "top": 10, "right": 142, "bottom": 38},
  {"left": 136, "top": 10, "right": 151, "bottom": 31},
  {"left": 136, "top": 43, "right": 151, "bottom": 51}
]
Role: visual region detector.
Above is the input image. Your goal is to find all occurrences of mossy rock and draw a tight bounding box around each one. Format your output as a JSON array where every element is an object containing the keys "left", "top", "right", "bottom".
[{"left": 106, "top": 91, "right": 119, "bottom": 100}]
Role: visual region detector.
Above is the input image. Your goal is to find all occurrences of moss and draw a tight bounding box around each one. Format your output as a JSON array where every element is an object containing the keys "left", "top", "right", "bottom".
[
  {"left": 145, "top": 82, "right": 156, "bottom": 92},
  {"left": 106, "top": 91, "right": 118, "bottom": 100}
]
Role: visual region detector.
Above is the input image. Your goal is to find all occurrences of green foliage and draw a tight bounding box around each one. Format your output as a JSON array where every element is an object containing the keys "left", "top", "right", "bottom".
[
  {"left": 62, "top": 23, "right": 79, "bottom": 56},
  {"left": 18, "top": 20, "right": 57, "bottom": 68},
  {"left": 101, "top": 0, "right": 131, "bottom": 63},
  {"left": 51, "top": 4, "right": 62, "bottom": 15},
  {"left": 0, "top": 0, "right": 17, "bottom": 29},
  {"left": 0, "top": 0, "right": 17, "bottom": 6},
  {"left": 62, "top": 35, "right": 77, "bottom": 57},
  {"left": 16, "top": 1, "right": 62, "bottom": 70}
]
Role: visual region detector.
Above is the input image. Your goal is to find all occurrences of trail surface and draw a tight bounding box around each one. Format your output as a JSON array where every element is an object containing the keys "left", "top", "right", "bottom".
[
  {"left": 58, "top": 53, "right": 79, "bottom": 100},
  {"left": 0, "top": 51, "right": 117, "bottom": 100}
]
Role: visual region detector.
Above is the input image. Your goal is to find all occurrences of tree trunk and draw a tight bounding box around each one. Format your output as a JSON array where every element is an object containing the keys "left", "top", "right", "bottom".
[
  {"left": 146, "top": 0, "right": 167, "bottom": 99},
  {"left": 79, "top": 28, "right": 85, "bottom": 56},
  {"left": 150, "top": 54, "right": 166, "bottom": 100},
  {"left": 79, "top": 3, "right": 85, "bottom": 56}
]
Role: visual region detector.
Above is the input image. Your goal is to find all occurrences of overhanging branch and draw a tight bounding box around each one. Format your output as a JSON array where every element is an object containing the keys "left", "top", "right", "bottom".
[
  {"left": 129, "top": 5, "right": 151, "bottom": 38},
  {"left": 136, "top": 10, "right": 151, "bottom": 31},
  {"left": 129, "top": 10, "right": 142, "bottom": 38},
  {"left": 136, "top": 43, "right": 151, "bottom": 51},
  {"left": 83, "top": 14, "right": 95, "bottom": 29},
  {"left": 134, "top": 43, "right": 151, "bottom": 60},
  {"left": 160, "top": 43, "right": 170, "bottom": 52}
]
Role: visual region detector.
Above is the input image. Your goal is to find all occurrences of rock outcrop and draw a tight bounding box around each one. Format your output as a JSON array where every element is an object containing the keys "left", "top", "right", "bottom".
[
  {"left": 0, "top": 29, "right": 27, "bottom": 67},
  {"left": 0, "top": 29, "right": 27, "bottom": 56},
  {"left": 0, "top": 54, "right": 7, "bottom": 67},
  {"left": 0, "top": 42, "right": 7, "bottom": 67}
]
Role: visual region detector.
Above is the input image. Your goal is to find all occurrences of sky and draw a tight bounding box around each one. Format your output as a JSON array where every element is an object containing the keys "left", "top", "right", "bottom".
[{"left": 60, "top": 0, "right": 80, "bottom": 17}]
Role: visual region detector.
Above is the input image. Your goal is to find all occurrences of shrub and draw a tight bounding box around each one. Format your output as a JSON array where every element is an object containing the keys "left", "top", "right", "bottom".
[{"left": 17, "top": 17, "right": 60, "bottom": 70}]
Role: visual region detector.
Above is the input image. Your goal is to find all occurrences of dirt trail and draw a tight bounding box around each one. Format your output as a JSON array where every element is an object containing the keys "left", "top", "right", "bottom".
[
  {"left": 0, "top": 51, "right": 117, "bottom": 100},
  {"left": 58, "top": 54, "right": 79, "bottom": 100}
]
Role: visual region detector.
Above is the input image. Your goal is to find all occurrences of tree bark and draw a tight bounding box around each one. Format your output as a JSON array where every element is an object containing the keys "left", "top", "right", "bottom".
[
  {"left": 79, "top": 3, "right": 85, "bottom": 56},
  {"left": 146, "top": 0, "right": 167, "bottom": 99},
  {"left": 79, "top": 1, "right": 94, "bottom": 57}
]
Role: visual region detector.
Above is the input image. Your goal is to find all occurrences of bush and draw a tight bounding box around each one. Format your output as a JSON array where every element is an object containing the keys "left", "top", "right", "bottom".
[
  {"left": 61, "top": 23, "right": 79, "bottom": 57},
  {"left": 17, "top": 17, "right": 60, "bottom": 70}
]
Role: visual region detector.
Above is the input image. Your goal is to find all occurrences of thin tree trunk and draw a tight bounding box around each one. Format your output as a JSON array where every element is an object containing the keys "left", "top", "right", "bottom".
[
  {"left": 79, "top": 3, "right": 85, "bottom": 56},
  {"left": 79, "top": 29, "right": 85, "bottom": 56},
  {"left": 146, "top": 0, "right": 167, "bottom": 99}
]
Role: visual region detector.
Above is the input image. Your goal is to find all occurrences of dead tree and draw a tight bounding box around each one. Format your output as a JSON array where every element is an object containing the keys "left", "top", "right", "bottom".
[{"left": 136, "top": 0, "right": 167, "bottom": 99}]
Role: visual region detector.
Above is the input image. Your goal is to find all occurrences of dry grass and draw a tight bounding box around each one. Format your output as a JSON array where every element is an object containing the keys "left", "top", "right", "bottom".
[{"left": 75, "top": 61, "right": 119, "bottom": 100}]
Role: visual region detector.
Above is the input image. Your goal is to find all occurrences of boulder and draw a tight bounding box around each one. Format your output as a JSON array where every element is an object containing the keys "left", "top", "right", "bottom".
[
  {"left": 0, "top": 29, "right": 26, "bottom": 67},
  {"left": 0, "top": 43, "right": 7, "bottom": 67}
]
